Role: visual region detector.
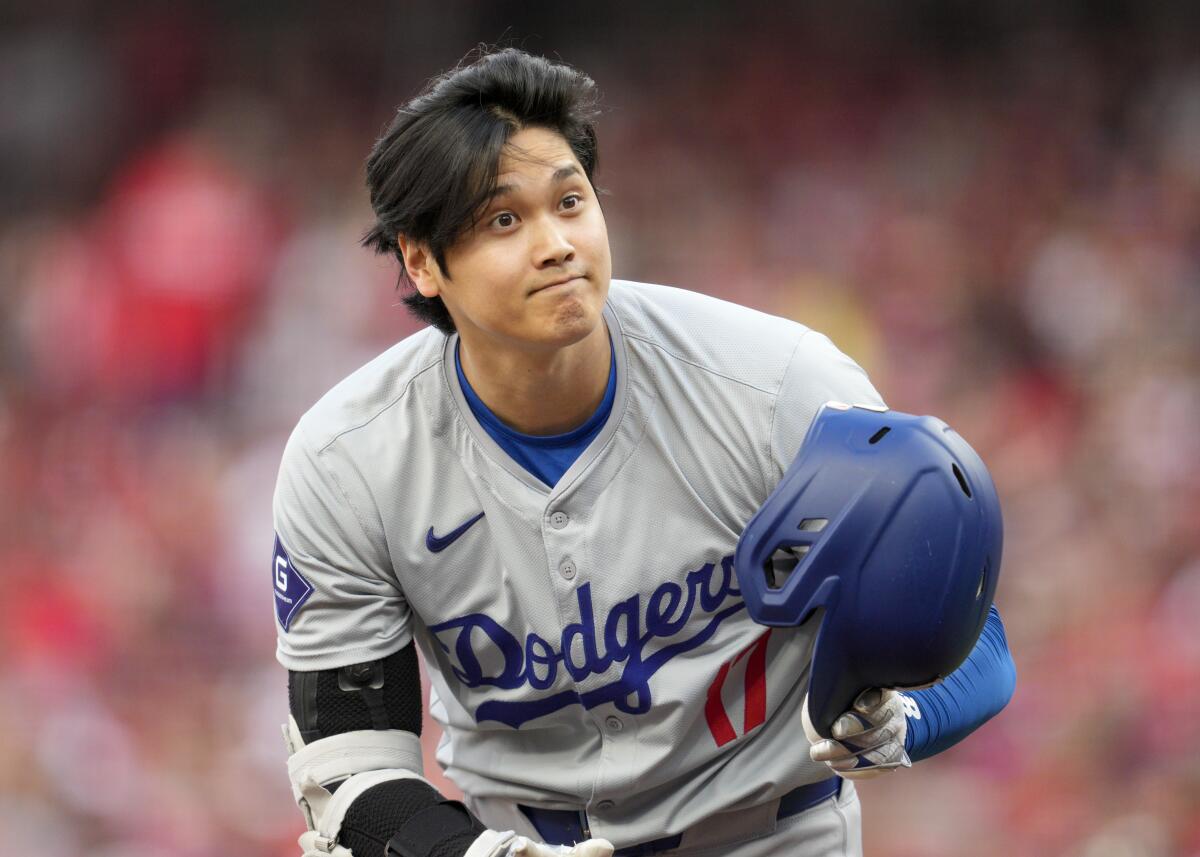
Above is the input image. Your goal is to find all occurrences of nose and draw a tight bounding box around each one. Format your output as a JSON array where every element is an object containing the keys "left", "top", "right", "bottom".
[{"left": 533, "top": 217, "right": 575, "bottom": 268}]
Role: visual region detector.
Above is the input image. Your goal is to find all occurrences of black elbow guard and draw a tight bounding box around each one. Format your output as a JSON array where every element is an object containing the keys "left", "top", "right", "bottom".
[
  {"left": 289, "top": 644, "right": 423, "bottom": 743},
  {"left": 285, "top": 644, "right": 483, "bottom": 855}
]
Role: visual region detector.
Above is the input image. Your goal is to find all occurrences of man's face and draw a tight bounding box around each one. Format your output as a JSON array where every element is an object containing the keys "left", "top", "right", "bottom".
[{"left": 416, "top": 126, "right": 612, "bottom": 353}]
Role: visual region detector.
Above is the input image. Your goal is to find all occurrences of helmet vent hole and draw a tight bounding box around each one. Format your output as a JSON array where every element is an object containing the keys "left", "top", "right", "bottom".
[
  {"left": 976, "top": 566, "right": 987, "bottom": 599},
  {"left": 764, "top": 545, "right": 809, "bottom": 590},
  {"left": 952, "top": 463, "right": 972, "bottom": 498},
  {"left": 798, "top": 518, "right": 828, "bottom": 532},
  {"left": 868, "top": 427, "right": 891, "bottom": 444}
]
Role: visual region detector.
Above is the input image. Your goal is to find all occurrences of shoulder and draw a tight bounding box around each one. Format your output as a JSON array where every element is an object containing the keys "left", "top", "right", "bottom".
[
  {"left": 274, "top": 324, "right": 450, "bottom": 542},
  {"left": 607, "top": 280, "right": 811, "bottom": 394},
  {"left": 288, "top": 325, "right": 449, "bottom": 456}
]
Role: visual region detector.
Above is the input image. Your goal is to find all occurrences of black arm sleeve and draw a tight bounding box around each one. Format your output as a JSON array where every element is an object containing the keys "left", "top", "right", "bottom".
[{"left": 287, "top": 643, "right": 486, "bottom": 857}]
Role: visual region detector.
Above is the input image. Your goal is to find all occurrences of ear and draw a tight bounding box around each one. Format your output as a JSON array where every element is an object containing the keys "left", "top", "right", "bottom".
[{"left": 396, "top": 235, "right": 441, "bottom": 298}]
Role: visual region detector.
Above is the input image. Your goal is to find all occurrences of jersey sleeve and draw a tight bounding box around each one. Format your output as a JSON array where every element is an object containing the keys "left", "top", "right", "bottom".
[
  {"left": 272, "top": 420, "right": 412, "bottom": 671},
  {"left": 769, "top": 330, "right": 886, "bottom": 475}
]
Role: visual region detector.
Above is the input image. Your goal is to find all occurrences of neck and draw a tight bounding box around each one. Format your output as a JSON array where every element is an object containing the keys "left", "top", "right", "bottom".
[{"left": 457, "top": 321, "right": 611, "bottom": 435}]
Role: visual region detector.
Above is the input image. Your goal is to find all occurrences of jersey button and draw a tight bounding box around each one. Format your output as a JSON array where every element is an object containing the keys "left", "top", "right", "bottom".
[
  {"left": 559, "top": 560, "right": 577, "bottom": 580},
  {"left": 549, "top": 511, "right": 569, "bottom": 529},
  {"left": 604, "top": 715, "right": 624, "bottom": 733},
  {"left": 596, "top": 799, "right": 615, "bottom": 812}
]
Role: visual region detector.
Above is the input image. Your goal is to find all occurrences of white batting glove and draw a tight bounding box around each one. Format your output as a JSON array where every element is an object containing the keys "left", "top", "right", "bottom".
[
  {"left": 466, "top": 829, "right": 615, "bottom": 857},
  {"left": 802, "top": 688, "right": 912, "bottom": 780},
  {"left": 509, "top": 838, "right": 614, "bottom": 857},
  {"left": 304, "top": 825, "right": 613, "bottom": 857}
]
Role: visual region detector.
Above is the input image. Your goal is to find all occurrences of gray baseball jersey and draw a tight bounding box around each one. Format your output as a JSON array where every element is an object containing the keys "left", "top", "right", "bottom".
[{"left": 272, "top": 280, "right": 884, "bottom": 847}]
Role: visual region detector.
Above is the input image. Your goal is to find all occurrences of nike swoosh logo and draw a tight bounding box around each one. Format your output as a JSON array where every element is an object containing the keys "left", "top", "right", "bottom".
[{"left": 426, "top": 512, "right": 486, "bottom": 553}]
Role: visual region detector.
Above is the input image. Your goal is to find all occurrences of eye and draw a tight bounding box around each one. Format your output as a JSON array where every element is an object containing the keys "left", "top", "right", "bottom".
[
  {"left": 491, "top": 211, "right": 517, "bottom": 229},
  {"left": 560, "top": 193, "right": 583, "bottom": 211}
]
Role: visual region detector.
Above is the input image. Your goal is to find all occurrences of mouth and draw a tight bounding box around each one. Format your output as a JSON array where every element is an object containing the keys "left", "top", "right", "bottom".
[{"left": 531, "top": 275, "right": 586, "bottom": 295}]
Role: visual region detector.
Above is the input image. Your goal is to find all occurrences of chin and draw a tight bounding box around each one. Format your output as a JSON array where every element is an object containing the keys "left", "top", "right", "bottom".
[
  {"left": 542, "top": 297, "right": 602, "bottom": 347},
  {"left": 523, "top": 272, "right": 609, "bottom": 347}
]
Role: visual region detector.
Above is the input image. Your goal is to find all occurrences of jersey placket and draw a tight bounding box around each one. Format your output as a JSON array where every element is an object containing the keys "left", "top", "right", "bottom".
[{"left": 541, "top": 499, "right": 641, "bottom": 820}]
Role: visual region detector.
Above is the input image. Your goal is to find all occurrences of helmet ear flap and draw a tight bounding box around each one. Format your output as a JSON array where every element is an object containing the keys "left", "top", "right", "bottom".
[
  {"left": 803, "top": 618, "right": 856, "bottom": 739},
  {"left": 734, "top": 404, "right": 1003, "bottom": 739}
]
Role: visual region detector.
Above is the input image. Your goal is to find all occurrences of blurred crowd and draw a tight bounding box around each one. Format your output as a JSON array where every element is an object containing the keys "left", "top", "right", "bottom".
[{"left": 1, "top": 3, "right": 1198, "bottom": 856}]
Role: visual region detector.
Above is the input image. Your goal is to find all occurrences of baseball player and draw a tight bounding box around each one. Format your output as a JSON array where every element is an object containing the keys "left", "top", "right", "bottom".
[{"left": 272, "top": 49, "right": 1017, "bottom": 857}]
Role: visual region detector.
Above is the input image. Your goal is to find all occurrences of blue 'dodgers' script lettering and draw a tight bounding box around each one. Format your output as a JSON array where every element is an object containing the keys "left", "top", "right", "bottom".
[{"left": 428, "top": 555, "right": 744, "bottom": 728}]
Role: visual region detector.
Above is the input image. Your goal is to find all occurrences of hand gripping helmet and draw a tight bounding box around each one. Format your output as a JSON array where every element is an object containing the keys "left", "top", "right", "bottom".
[{"left": 733, "top": 403, "right": 1003, "bottom": 738}]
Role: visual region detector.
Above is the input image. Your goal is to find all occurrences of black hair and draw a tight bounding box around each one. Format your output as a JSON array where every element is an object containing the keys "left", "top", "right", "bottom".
[{"left": 362, "top": 48, "right": 601, "bottom": 335}]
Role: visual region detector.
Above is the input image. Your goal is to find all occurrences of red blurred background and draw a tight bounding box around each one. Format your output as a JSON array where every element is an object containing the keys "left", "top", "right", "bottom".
[{"left": 2, "top": 2, "right": 1198, "bottom": 855}]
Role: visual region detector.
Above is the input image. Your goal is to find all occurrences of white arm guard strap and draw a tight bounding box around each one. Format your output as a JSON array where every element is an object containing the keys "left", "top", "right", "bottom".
[{"left": 284, "top": 715, "right": 429, "bottom": 848}]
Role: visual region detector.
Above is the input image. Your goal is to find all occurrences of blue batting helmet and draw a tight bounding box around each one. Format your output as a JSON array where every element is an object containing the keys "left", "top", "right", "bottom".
[{"left": 733, "top": 403, "right": 1003, "bottom": 738}]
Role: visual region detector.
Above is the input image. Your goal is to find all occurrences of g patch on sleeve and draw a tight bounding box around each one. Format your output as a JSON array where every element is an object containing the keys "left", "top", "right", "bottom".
[{"left": 273, "top": 534, "right": 313, "bottom": 631}]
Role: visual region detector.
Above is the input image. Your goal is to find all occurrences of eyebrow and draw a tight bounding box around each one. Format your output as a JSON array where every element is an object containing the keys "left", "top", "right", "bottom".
[{"left": 489, "top": 164, "right": 582, "bottom": 202}]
